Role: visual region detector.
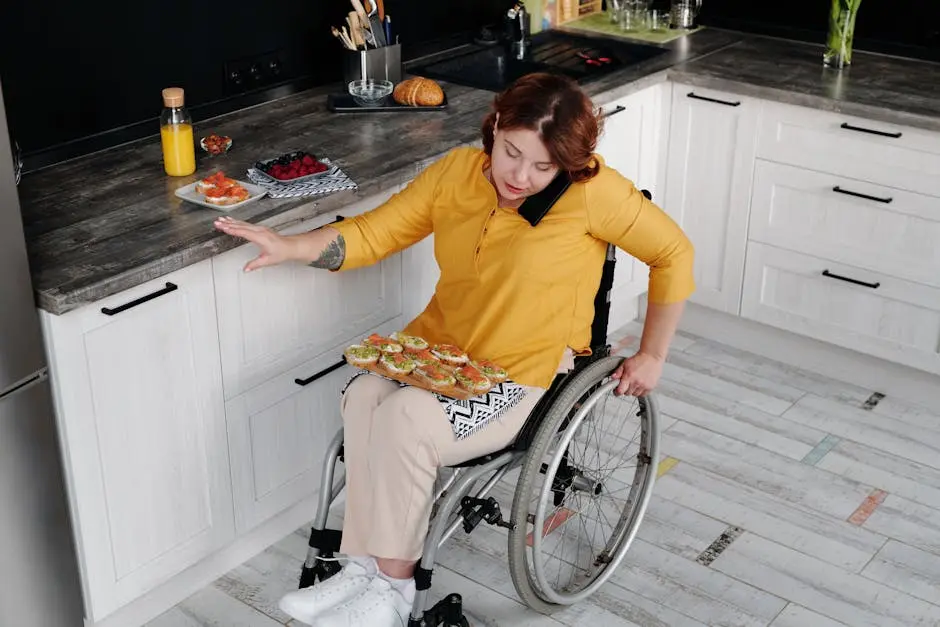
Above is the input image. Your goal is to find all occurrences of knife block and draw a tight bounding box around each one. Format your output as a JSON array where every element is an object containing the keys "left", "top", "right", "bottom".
[{"left": 343, "top": 44, "right": 402, "bottom": 85}]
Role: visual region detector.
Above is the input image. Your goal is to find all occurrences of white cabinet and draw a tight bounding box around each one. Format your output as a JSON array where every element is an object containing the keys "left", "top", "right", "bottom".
[
  {"left": 212, "top": 190, "right": 404, "bottom": 400},
  {"left": 662, "top": 83, "right": 760, "bottom": 315},
  {"left": 39, "top": 261, "right": 233, "bottom": 623},
  {"left": 398, "top": 172, "right": 439, "bottom": 326},
  {"left": 595, "top": 85, "right": 670, "bottom": 329},
  {"left": 741, "top": 99, "right": 940, "bottom": 375},
  {"left": 596, "top": 87, "right": 663, "bottom": 194},
  {"left": 741, "top": 242, "right": 940, "bottom": 376},
  {"left": 400, "top": 232, "right": 439, "bottom": 325},
  {"left": 224, "top": 321, "right": 399, "bottom": 533},
  {"left": 213, "top": 190, "right": 412, "bottom": 533}
]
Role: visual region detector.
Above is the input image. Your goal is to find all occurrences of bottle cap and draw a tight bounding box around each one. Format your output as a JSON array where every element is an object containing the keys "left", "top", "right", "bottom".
[{"left": 162, "top": 87, "right": 185, "bottom": 108}]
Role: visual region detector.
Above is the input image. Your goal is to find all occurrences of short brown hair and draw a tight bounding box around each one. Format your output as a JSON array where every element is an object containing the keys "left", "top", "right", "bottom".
[{"left": 482, "top": 73, "right": 602, "bottom": 182}]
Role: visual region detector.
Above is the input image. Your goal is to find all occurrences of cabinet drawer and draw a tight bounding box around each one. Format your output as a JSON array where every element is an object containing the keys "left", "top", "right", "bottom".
[
  {"left": 741, "top": 242, "right": 940, "bottom": 375},
  {"left": 756, "top": 100, "right": 940, "bottom": 198},
  {"left": 213, "top": 191, "right": 403, "bottom": 399},
  {"left": 749, "top": 160, "right": 940, "bottom": 288},
  {"left": 226, "top": 315, "right": 401, "bottom": 533}
]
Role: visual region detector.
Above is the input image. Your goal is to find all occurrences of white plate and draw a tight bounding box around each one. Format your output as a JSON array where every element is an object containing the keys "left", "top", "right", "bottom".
[{"left": 174, "top": 179, "right": 268, "bottom": 211}]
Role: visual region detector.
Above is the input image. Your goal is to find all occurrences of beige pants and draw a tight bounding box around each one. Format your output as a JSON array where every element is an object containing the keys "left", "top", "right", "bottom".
[{"left": 338, "top": 351, "right": 574, "bottom": 561}]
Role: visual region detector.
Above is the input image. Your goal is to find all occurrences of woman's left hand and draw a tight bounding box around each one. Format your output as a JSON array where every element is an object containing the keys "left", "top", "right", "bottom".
[{"left": 611, "top": 352, "right": 665, "bottom": 397}]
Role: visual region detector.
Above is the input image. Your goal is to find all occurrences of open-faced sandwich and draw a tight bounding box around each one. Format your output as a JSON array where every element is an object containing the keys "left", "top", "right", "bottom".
[
  {"left": 470, "top": 359, "right": 508, "bottom": 384},
  {"left": 362, "top": 333, "right": 403, "bottom": 354},
  {"left": 344, "top": 344, "right": 381, "bottom": 367},
  {"left": 404, "top": 348, "right": 440, "bottom": 367},
  {"left": 391, "top": 332, "right": 430, "bottom": 351},
  {"left": 196, "top": 171, "right": 239, "bottom": 194},
  {"left": 380, "top": 351, "right": 416, "bottom": 375},
  {"left": 415, "top": 363, "right": 457, "bottom": 390},
  {"left": 454, "top": 364, "right": 491, "bottom": 394},
  {"left": 431, "top": 344, "right": 469, "bottom": 367},
  {"left": 204, "top": 183, "right": 251, "bottom": 206}
]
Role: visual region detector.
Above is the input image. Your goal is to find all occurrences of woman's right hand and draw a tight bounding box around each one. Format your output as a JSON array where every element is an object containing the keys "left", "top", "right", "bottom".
[{"left": 214, "top": 216, "right": 295, "bottom": 272}]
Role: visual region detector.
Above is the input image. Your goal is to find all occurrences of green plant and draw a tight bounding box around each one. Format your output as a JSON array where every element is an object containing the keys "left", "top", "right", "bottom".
[{"left": 824, "top": 0, "right": 862, "bottom": 68}]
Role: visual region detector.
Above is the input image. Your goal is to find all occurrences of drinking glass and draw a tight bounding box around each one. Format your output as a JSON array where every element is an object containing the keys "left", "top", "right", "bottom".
[
  {"left": 649, "top": 9, "right": 670, "bottom": 31},
  {"left": 608, "top": 0, "right": 621, "bottom": 23},
  {"left": 619, "top": 0, "right": 648, "bottom": 31}
]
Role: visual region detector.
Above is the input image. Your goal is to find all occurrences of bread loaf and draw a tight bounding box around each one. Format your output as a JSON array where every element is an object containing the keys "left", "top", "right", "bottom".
[{"left": 393, "top": 77, "right": 445, "bottom": 107}]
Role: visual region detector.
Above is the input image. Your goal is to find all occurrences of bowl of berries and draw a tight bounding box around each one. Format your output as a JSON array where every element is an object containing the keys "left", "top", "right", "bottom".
[{"left": 253, "top": 151, "right": 333, "bottom": 184}]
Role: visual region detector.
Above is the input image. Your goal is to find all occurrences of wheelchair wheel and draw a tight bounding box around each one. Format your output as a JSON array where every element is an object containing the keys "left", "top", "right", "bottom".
[{"left": 507, "top": 355, "right": 660, "bottom": 613}]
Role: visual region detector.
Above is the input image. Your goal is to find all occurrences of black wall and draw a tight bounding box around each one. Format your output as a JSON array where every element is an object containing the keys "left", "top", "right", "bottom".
[
  {"left": 0, "top": 0, "right": 507, "bottom": 170},
  {"left": 4, "top": 0, "right": 938, "bottom": 170},
  {"left": 698, "top": 0, "right": 940, "bottom": 62}
]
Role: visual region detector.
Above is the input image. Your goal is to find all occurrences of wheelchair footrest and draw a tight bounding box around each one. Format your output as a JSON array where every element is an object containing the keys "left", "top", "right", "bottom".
[
  {"left": 408, "top": 593, "right": 469, "bottom": 627},
  {"left": 299, "top": 564, "right": 317, "bottom": 589},
  {"left": 298, "top": 558, "right": 342, "bottom": 589},
  {"left": 299, "top": 527, "right": 344, "bottom": 589},
  {"left": 459, "top": 496, "right": 515, "bottom": 534},
  {"left": 307, "top": 527, "right": 343, "bottom": 553}
]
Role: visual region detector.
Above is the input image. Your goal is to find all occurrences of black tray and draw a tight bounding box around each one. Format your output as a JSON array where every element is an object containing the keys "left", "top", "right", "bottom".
[{"left": 327, "top": 92, "right": 448, "bottom": 113}]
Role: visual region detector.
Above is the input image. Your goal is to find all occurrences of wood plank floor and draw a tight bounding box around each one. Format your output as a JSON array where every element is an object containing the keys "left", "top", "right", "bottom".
[{"left": 146, "top": 323, "right": 940, "bottom": 626}]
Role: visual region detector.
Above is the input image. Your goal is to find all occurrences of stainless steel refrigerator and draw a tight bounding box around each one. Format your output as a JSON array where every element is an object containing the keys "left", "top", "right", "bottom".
[{"left": 0, "top": 83, "right": 87, "bottom": 625}]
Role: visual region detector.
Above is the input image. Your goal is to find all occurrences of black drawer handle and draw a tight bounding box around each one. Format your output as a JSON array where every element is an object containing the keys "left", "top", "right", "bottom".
[
  {"left": 101, "top": 282, "right": 178, "bottom": 316},
  {"left": 295, "top": 358, "right": 347, "bottom": 386},
  {"left": 822, "top": 270, "right": 880, "bottom": 289},
  {"left": 832, "top": 186, "right": 893, "bottom": 204},
  {"left": 601, "top": 105, "right": 626, "bottom": 118},
  {"left": 687, "top": 92, "right": 741, "bottom": 107},
  {"left": 840, "top": 122, "right": 902, "bottom": 139}
]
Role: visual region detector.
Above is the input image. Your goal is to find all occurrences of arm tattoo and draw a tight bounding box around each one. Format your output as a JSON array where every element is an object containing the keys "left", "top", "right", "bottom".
[{"left": 309, "top": 233, "right": 346, "bottom": 270}]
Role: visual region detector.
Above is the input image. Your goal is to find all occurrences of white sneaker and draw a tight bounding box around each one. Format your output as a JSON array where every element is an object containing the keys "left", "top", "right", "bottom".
[
  {"left": 278, "top": 561, "right": 374, "bottom": 625},
  {"left": 313, "top": 577, "right": 413, "bottom": 627}
]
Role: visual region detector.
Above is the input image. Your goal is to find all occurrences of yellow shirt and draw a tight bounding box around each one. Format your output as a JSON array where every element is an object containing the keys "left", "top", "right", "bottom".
[{"left": 333, "top": 146, "right": 695, "bottom": 388}]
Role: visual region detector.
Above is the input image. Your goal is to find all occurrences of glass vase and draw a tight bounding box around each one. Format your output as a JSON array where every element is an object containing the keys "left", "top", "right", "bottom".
[{"left": 823, "top": 0, "right": 861, "bottom": 69}]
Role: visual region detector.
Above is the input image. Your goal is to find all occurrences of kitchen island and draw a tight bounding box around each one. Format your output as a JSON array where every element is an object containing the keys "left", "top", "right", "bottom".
[{"left": 17, "top": 28, "right": 940, "bottom": 627}]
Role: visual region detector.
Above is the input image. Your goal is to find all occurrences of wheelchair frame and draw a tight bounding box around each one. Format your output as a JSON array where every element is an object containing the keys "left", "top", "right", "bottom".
[{"left": 297, "top": 190, "right": 658, "bottom": 626}]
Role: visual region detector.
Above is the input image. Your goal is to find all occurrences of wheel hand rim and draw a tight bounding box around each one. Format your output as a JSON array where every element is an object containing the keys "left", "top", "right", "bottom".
[{"left": 531, "top": 381, "right": 660, "bottom": 605}]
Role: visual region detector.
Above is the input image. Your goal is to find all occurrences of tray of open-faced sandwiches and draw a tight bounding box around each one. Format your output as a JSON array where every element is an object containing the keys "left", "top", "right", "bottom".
[{"left": 344, "top": 332, "right": 510, "bottom": 401}]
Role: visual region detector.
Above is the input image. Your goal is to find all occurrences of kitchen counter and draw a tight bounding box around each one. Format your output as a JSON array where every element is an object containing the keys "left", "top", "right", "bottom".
[
  {"left": 665, "top": 36, "right": 940, "bottom": 133},
  {"left": 17, "top": 28, "right": 940, "bottom": 315}
]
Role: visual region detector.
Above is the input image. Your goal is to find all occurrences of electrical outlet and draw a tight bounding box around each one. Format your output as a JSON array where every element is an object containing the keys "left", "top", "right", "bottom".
[{"left": 224, "top": 50, "right": 289, "bottom": 95}]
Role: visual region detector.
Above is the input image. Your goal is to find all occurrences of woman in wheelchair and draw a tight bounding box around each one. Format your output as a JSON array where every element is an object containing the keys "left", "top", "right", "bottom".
[{"left": 214, "top": 72, "right": 694, "bottom": 627}]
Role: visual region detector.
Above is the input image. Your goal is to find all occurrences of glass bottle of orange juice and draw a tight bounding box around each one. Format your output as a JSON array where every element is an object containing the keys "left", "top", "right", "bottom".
[{"left": 159, "top": 87, "right": 196, "bottom": 176}]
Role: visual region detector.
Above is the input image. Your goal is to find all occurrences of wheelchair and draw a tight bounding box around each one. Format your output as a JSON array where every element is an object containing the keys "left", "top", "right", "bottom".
[{"left": 295, "top": 192, "right": 663, "bottom": 627}]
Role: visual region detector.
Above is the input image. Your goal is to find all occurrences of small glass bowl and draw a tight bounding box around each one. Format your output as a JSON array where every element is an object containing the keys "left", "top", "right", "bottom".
[{"left": 348, "top": 79, "right": 394, "bottom": 107}]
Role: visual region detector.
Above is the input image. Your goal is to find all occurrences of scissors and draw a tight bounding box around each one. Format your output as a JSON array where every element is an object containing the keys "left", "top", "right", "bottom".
[{"left": 576, "top": 50, "right": 612, "bottom": 66}]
